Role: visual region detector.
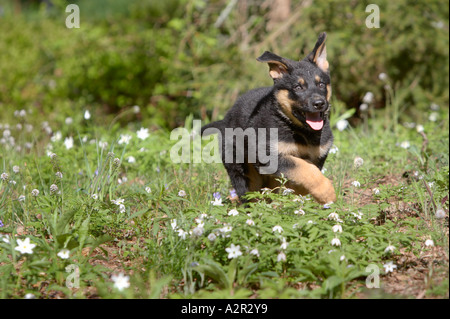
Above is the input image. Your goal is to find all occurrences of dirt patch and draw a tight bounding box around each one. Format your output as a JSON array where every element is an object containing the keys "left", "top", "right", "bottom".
[{"left": 343, "top": 173, "right": 449, "bottom": 299}]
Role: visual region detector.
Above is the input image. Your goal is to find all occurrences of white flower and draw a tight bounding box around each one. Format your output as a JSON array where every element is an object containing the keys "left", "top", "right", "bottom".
[
  {"left": 250, "top": 248, "right": 260, "bottom": 257},
  {"left": 145, "top": 186, "right": 151, "bottom": 193},
  {"left": 170, "top": 219, "right": 177, "bottom": 230},
  {"left": 351, "top": 180, "right": 361, "bottom": 187},
  {"left": 225, "top": 244, "right": 242, "bottom": 259},
  {"left": 328, "top": 145, "right": 339, "bottom": 154},
  {"left": 294, "top": 209, "right": 305, "bottom": 215},
  {"left": 220, "top": 225, "right": 233, "bottom": 234},
  {"left": 435, "top": 208, "right": 446, "bottom": 219},
  {"left": 362, "top": 92, "right": 374, "bottom": 104},
  {"left": 57, "top": 249, "right": 70, "bottom": 259},
  {"left": 207, "top": 233, "right": 216, "bottom": 241},
  {"left": 425, "top": 239, "right": 434, "bottom": 247},
  {"left": 384, "top": 245, "right": 396, "bottom": 253},
  {"left": 118, "top": 134, "right": 132, "bottom": 145},
  {"left": 430, "top": 103, "right": 440, "bottom": 111},
  {"left": 228, "top": 209, "right": 239, "bottom": 216},
  {"left": 277, "top": 252, "right": 286, "bottom": 262},
  {"left": 353, "top": 156, "right": 364, "bottom": 168},
  {"left": 359, "top": 103, "right": 368, "bottom": 112},
  {"left": 272, "top": 225, "right": 283, "bottom": 233},
  {"left": 136, "top": 127, "right": 150, "bottom": 140},
  {"left": 340, "top": 255, "right": 346, "bottom": 261},
  {"left": 111, "top": 198, "right": 125, "bottom": 205},
  {"left": 50, "top": 184, "right": 59, "bottom": 194},
  {"left": 55, "top": 171, "right": 63, "bottom": 179},
  {"left": 210, "top": 197, "right": 223, "bottom": 206},
  {"left": 352, "top": 212, "right": 363, "bottom": 220},
  {"left": 378, "top": 73, "right": 388, "bottom": 81},
  {"left": 132, "top": 105, "right": 140, "bottom": 113},
  {"left": 91, "top": 194, "right": 98, "bottom": 200},
  {"left": 51, "top": 131, "right": 62, "bottom": 142},
  {"left": 18, "top": 195, "right": 25, "bottom": 202},
  {"left": 177, "top": 229, "right": 188, "bottom": 240},
  {"left": 332, "top": 224, "right": 343, "bottom": 233},
  {"left": 64, "top": 136, "right": 74, "bottom": 150},
  {"left": 127, "top": 156, "right": 136, "bottom": 163},
  {"left": 15, "top": 237, "right": 36, "bottom": 254},
  {"left": 336, "top": 119, "right": 349, "bottom": 131},
  {"left": 98, "top": 141, "right": 108, "bottom": 149},
  {"left": 282, "top": 188, "right": 295, "bottom": 195},
  {"left": 331, "top": 238, "right": 341, "bottom": 247},
  {"left": 1, "top": 172, "right": 9, "bottom": 181},
  {"left": 84, "top": 110, "right": 91, "bottom": 120},
  {"left": 400, "top": 141, "right": 410, "bottom": 149},
  {"left": 0, "top": 234, "right": 10, "bottom": 243},
  {"left": 192, "top": 226, "right": 204, "bottom": 237},
  {"left": 178, "top": 190, "right": 186, "bottom": 197},
  {"left": 111, "top": 273, "right": 130, "bottom": 291},
  {"left": 416, "top": 125, "right": 424, "bottom": 133},
  {"left": 31, "top": 189, "right": 39, "bottom": 197},
  {"left": 328, "top": 212, "right": 339, "bottom": 221},
  {"left": 119, "top": 204, "right": 126, "bottom": 213},
  {"left": 3, "top": 129, "right": 11, "bottom": 138},
  {"left": 194, "top": 219, "right": 205, "bottom": 227},
  {"left": 65, "top": 117, "right": 73, "bottom": 125},
  {"left": 372, "top": 188, "right": 380, "bottom": 195},
  {"left": 13, "top": 166, "right": 20, "bottom": 173},
  {"left": 280, "top": 237, "right": 289, "bottom": 250},
  {"left": 383, "top": 261, "right": 397, "bottom": 273},
  {"left": 24, "top": 293, "right": 36, "bottom": 299},
  {"left": 246, "top": 219, "right": 255, "bottom": 226},
  {"left": 428, "top": 112, "right": 438, "bottom": 122}
]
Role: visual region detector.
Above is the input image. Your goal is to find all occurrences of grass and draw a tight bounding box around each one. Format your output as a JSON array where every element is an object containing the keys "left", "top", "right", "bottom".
[{"left": 0, "top": 88, "right": 448, "bottom": 299}]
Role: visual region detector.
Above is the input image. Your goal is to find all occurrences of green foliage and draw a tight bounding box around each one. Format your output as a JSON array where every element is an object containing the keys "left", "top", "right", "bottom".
[{"left": 0, "top": 0, "right": 447, "bottom": 129}]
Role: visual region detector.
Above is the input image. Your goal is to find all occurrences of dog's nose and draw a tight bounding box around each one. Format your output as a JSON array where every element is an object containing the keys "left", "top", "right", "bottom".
[{"left": 313, "top": 98, "right": 326, "bottom": 109}]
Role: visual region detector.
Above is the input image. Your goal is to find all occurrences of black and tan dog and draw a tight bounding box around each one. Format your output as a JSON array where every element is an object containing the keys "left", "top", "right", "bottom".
[{"left": 201, "top": 32, "right": 336, "bottom": 205}]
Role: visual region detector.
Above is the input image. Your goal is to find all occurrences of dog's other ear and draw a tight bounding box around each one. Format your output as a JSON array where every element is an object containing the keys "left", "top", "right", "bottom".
[
  {"left": 306, "top": 32, "right": 329, "bottom": 73},
  {"left": 257, "top": 51, "right": 289, "bottom": 80}
]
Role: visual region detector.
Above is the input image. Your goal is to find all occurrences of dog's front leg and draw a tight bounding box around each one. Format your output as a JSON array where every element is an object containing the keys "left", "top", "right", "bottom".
[{"left": 279, "top": 155, "right": 336, "bottom": 204}]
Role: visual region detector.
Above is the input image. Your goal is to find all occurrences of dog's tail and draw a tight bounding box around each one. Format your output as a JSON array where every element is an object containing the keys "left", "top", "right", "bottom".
[{"left": 201, "top": 120, "right": 226, "bottom": 136}]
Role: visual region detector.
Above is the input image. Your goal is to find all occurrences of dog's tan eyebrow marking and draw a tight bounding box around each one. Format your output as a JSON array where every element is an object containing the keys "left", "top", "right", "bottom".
[
  {"left": 276, "top": 90, "right": 303, "bottom": 127},
  {"left": 315, "top": 75, "right": 321, "bottom": 82},
  {"left": 298, "top": 77, "right": 305, "bottom": 85},
  {"left": 326, "top": 84, "right": 332, "bottom": 101}
]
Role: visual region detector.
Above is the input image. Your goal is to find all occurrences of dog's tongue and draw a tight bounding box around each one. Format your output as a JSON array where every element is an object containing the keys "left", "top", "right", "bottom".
[{"left": 306, "top": 112, "right": 324, "bottom": 130}]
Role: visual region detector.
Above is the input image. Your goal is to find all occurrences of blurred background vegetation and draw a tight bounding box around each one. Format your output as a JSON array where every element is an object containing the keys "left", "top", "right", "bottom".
[{"left": 0, "top": 0, "right": 448, "bottom": 129}]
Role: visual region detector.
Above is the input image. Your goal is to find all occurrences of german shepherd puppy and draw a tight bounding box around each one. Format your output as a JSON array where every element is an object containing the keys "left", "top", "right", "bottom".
[{"left": 201, "top": 32, "right": 336, "bottom": 205}]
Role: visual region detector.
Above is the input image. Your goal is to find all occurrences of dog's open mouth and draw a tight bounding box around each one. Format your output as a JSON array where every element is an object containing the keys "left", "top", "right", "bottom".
[{"left": 302, "top": 112, "right": 324, "bottom": 130}]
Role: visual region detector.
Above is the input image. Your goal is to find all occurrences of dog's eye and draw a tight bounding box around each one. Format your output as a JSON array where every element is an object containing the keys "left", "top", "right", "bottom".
[
  {"left": 294, "top": 84, "right": 303, "bottom": 91},
  {"left": 318, "top": 82, "right": 326, "bottom": 89}
]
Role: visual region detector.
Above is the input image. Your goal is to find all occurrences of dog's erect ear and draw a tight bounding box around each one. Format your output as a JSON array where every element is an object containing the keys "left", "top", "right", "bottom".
[
  {"left": 257, "top": 51, "right": 290, "bottom": 80},
  {"left": 306, "top": 32, "right": 329, "bottom": 73}
]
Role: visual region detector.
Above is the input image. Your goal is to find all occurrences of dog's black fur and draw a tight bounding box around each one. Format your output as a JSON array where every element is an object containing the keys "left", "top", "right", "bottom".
[{"left": 201, "top": 33, "right": 336, "bottom": 204}]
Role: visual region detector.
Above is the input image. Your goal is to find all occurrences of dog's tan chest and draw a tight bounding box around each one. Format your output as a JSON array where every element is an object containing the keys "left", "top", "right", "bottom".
[{"left": 277, "top": 140, "right": 332, "bottom": 162}]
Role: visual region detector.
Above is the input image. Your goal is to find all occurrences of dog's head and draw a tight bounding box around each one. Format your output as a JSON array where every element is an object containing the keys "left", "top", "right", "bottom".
[{"left": 257, "top": 32, "right": 331, "bottom": 131}]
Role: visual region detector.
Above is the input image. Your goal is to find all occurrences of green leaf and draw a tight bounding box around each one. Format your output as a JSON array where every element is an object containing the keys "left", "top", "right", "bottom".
[
  {"left": 193, "top": 259, "right": 230, "bottom": 290},
  {"left": 56, "top": 208, "right": 77, "bottom": 235},
  {"left": 78, "top": 216, "right": 90, "bottom": 250}
]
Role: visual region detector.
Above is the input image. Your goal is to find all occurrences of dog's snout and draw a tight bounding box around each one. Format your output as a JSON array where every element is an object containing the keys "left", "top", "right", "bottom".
[{"left": 313, "top": 98, "right": 326, "bottom": 109}]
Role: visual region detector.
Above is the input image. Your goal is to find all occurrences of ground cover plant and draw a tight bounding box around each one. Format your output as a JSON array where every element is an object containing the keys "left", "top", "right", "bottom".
[
  {"left": 0, "top": 0, "right": 448, "bottom": 299},
  {"left": 0, "top": 86, "right": 447, "bottom": 299}
]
